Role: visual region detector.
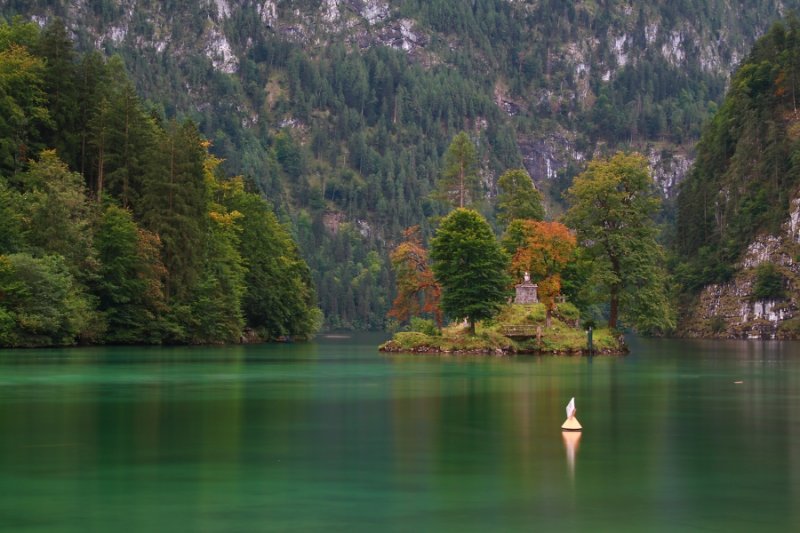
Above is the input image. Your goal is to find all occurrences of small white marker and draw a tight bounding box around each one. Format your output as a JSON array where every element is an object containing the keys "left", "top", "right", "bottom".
[{"left": 562, "top": 397, "right": 582, "bottom": 431}]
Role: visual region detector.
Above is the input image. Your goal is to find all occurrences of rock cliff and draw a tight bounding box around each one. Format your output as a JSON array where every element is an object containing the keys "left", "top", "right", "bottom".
[{"left": 679, "top": 198, "right": 800, "bottom": 339}]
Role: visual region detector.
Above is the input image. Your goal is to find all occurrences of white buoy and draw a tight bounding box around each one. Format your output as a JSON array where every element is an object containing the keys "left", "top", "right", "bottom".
[{"left": 561, "top": 397, "right": 583, "bottom": 431}]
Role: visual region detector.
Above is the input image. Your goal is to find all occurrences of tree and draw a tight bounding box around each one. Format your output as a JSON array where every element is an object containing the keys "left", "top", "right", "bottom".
[
  {"left": 35, "top": 19, "right": 79, "bottom": 170},
  {"left": 440, "top": 131, "right": 479, "bottom": 208},
  {"left": 188, "top": 155, "right": 246, "bottom": 344},
  {"left": 0, "top": 178, "right": 22, "bottom": 253},
  {"left": 0, "top": 253, "right": 94, "bottom": 346},
  {"left": 388, "top": 226, "right": 442, "bottom": 327},
  {"left": 225, "top": 177, "right": 322, "bottom": 340},
  {"left": 95, "top": 205, "right": 167, "bottom": 344},
  {"left": 496, "top": 168, "right": 544, "bottom": 225},
  {"left": 139, "top": 121, "right": 208, "bottom": 303},
  {"left": 19, "top": 150, "right": 96, "bottom": 280},
  {"left": 430, "top": 208, "right": 511, "bottom": 334},
  {"left": 504, "top": 220, "right": 576, "bottom": 326},
  {"left": 0, "top": 42, "right": 50, "bottom": 176},
  {"left": 564, "top": 152, "right": 674, "bottom": 332}
]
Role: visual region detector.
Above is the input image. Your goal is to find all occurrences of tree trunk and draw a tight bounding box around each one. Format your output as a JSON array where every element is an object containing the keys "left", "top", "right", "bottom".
[
  {"left": 468, "top": 318, "right": 476, "bottom": 335},
  {"left": 459, "top": 160, "right": 465, "bottom": 208},
  {"left": 97, "top": 144, "right": 104, "bottom": 202},
  {"left": 609, "top": 286, "right": 619, "bottom": 330},
  {"left": 545, "top": 307, "right": 552, "bottom": 328}
]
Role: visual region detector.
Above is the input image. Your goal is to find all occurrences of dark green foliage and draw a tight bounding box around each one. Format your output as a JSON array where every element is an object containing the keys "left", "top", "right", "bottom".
[
  {"left": 0, "top": 21, "right": 320, "bottom": 346},
  {"left": 440, "top": 131, "right": 480, "bottom": 208},
  {"left": 0, "top": 25, "right": 50, "bottom": 175},
  {"left": 140, "top": 121, "right": 207, "bottom": 303},
  {"left": 18, "top": 150, "right": 96, "bottom": 280},
  {"left": 752, "top": 263, "right": 785, "bottom": 300},
  {"left": 1, "top": 3, "right": 794, "bottom": 331},
  {"left": 496, "top": 168, "right": 544, "bottom": 225},
  {"left": 95, "top": 205, "right": 167, "bottom": 344},
  {"left": 226, "top": 180, "right": 322, "bottom": 339},
  {"left": 676, "top": 16, "right": 800, "bottom": 290},
  {"left": 430, "top": 208, "right": 511, "bottom": 334},
  {"left": 188, "top": 198, "right": 246, "bottom": 344},
  {"left": 0, "top": 178, "right": 21, "bottom": 253},
  {"left": 35, "top": 19, "right": 80, "bottom": 169},
  {"left": 709, "top": 315, "right": 726, "bottom": 334}
]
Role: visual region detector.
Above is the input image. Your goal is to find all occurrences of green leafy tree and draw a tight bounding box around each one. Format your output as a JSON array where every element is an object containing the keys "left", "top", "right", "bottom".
[
  {"left": 19, "top": 150, "right": 97, "bottom": 280},
  {"left": 565, "top": 152, "right": 674, "bottom": 333},
  {"left": 95, "top": 205, "right": 167, "bottom": 344},
  {"left": 188, "top": 155, "right": 246, "bottom": 344},
  {"left": 441, "top": 131, "right": 480, "bottom": 208},
  {"left": 430, "top": 208, "right": 511, "bottom": 334},
  {"left": 496, "top": 168, "right": 544, "bottom": 225},
  {"left": 0, "top": 40, "right": 50, "bottom": 175},
  {"left": 0, "top": 178, "right": 21, "bottom": 253},
  {"left": 752, "top": 263, "right": 785, "bottom": 300},
  {"left": 95, "top": 57, "right": 160, "bottom": 209},
  {"left": 227, "top": 178, "right": 322, "bottom": 339},
  {"left": 0, "top": 253, "right": 94, "bottom": 346}
]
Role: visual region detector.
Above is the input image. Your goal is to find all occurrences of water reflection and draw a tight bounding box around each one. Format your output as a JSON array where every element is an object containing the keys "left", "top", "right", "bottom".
[
  {"left": 1, "top": 337, "right": 800, "bottom": 530},
  {"left": 562, "top": 430, "right": 581, "bottom": 481}
]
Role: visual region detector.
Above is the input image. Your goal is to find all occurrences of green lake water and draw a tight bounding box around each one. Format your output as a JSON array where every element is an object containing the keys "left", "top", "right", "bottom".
[{"left": 1, "top": 334, "right": 799, "bottom": 532}]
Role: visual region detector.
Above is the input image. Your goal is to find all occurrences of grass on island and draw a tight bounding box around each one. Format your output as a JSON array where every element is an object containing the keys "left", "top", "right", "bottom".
[{"left": 380, "top": 303, "right": 624, "bottom": 355}]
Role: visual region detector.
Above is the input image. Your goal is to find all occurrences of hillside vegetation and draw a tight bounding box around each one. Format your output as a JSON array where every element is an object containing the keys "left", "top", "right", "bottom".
[
  {"left": 1, "top": 1, "right": 797, "bottom": 331},
  {"left": 0, "top": 20, "right": 320, "bottom": 346}
]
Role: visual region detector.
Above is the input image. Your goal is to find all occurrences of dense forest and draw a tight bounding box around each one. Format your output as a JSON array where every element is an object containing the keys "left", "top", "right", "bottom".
[
  {"left": 0, "top": 0, "right": 791, "bottom": 330},
  {"left": 675, "top": 16, "right": 800, "bottom": 291},
  {"left": 0, "top": 19, "right": 321, "bottom": 346},
  {"left": 1, "top": 1, "right": 798, "bottom": 332}
]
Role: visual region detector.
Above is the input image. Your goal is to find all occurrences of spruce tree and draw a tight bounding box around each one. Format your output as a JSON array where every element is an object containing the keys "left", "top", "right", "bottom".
[{"left": 430, "top": 208, "right": 511, "bottom": 334}]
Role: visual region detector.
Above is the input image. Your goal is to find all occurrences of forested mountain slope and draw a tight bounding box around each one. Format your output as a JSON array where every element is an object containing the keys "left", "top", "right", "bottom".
[
  {"left": 1, "top": 0, "right": 796, "bottom": 330},
  {"left": 0, "top": 20, "right": 321, "bottom": 346},
  {"left": 676, "top": 17, "right": 800, "bottom": 339}
]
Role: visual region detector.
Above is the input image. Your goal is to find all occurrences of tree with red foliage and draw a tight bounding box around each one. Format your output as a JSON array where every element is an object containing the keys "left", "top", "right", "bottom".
[
  {"left": 388, "top": 226, "right": 442, "bottom": 327},
  {"left": 504, "top": 220, "right": 576, "bottom": 327}
]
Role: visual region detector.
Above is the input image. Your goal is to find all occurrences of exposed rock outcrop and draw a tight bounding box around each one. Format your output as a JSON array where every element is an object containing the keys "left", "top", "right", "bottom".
[{"left": 679, "top": 198, "right": 800, "bottom": 339}]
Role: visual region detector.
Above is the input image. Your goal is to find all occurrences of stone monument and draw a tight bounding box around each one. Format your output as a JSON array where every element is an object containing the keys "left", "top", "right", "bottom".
[{"left": 514, "top": 272, "right": 538, "bottom": 304}]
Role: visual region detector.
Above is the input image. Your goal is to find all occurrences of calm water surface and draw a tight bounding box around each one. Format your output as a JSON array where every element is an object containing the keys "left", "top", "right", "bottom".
[{"left": 1, "top": 335, "right": 799, "bottom": 532}]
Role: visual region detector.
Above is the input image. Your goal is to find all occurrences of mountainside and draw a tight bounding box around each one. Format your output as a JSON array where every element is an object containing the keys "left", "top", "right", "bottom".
[
  {"left": 676, "top": 17, "right": 800, "bottom": 338},
  {"left": 2, "top": 0, "right": 796, "bottom": 329}
]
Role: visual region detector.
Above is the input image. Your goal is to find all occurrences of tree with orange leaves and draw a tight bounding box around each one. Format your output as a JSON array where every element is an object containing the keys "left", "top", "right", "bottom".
[
  {"left": 503, "top": 220, "right": 576, "bottom": 327},
  {"left": 388, "top": 226, "right": 442, "bottom": 327}
]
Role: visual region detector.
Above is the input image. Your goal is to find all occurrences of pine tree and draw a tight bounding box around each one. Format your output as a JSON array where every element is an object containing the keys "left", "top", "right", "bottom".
[
  {"left": 440, "top": 131, "right": 479, "bottom": 208},
  {"left": 496, "top": 168, "right": 544, "bottom": 225},
  {"left": 430, "top": 208, "right": 510, "bottom": 334}
]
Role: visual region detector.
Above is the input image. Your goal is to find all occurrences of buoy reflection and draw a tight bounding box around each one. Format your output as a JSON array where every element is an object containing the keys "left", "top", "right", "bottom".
[{"left": 562, "top": 430, "right": 582, "bottom": 480}]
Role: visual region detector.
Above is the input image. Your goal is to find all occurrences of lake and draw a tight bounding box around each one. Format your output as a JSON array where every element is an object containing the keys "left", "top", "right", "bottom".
[{"left": 1, "top": 335, "right": 799, "bottom": 531}]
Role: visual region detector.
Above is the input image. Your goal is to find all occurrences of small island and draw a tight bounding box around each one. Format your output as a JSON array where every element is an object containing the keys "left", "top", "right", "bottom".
[
  {"left": 380, "top": 302, "right": 625, "bottom": 355},
  {"left": 379, "top": 150, "right": 671, "bottom": 357}
]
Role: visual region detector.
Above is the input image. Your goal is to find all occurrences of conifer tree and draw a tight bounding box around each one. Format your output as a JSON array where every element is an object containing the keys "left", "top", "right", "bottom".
[
  {"left": 440, "top": 131, "right": 479, "bottom": 208},
  {"left": 496, "top": 168, "right": 544, "bottom": 225},
  {"left": 430, "top": 208, "right": 510, "bottom": 334}
]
